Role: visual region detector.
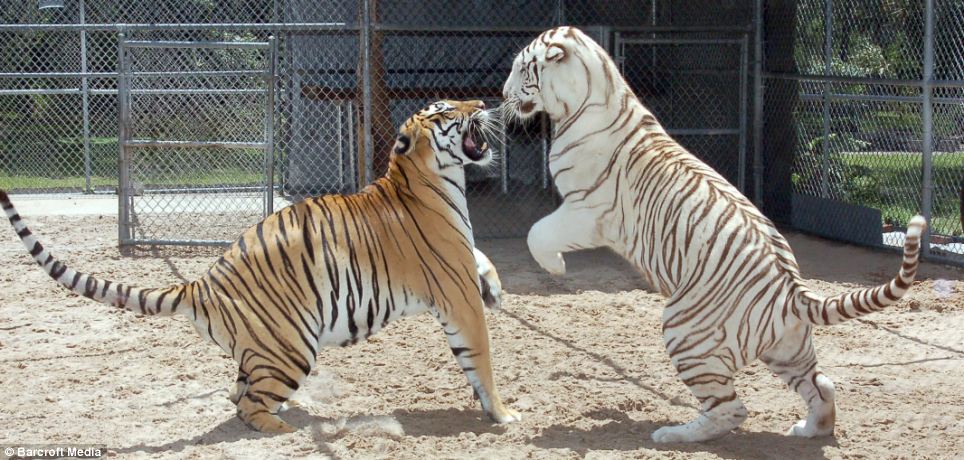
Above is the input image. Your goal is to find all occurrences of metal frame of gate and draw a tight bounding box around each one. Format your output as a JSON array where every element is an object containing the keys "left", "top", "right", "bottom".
[
  {"left": 117, "top": 35, "right": 277, "bottom": 246},
  {"left": 614, "top": 34, "right": 749, "bottom": 193}
]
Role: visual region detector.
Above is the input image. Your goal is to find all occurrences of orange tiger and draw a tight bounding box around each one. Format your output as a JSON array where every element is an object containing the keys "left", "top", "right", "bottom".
[
  {"left": 2, "top": 100, "right": 520, "bottom": 433},
  {"left": 502, "top": 26, "right": 925, "bottom": 442}
]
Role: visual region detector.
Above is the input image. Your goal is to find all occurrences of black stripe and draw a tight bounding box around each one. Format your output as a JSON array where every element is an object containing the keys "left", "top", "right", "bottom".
[
  {"left": 29, "top": 241, "right": 43, "bottom": 256},
  {"left": 51, "top": 262, "right": 67, "bottom": 279},
  {"left": 70, "top": 272, "right": 82, "bottom": 289}
]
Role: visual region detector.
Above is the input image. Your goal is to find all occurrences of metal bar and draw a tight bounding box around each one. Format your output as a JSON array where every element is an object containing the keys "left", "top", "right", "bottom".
[
  {"left": 921, "top": 0, "right": 935, "bottom": 258},
  {"left": 752, "top": 0, "right": 764, "bottom": 206},
  {"left": 337, "top": 99, "right": 346, "bottom": 191},
  {"left": 117, "top": 33, "right": 132, "bottom": 245},
  {"left": 0, "top": 72, "right": 115, "bottom": 78},
  {"left": 799, "top": 93, "right": 922, "bottom": 103},
  {"left": 540, "top": 113, "right": 549, "bottom": 190},
  {"left": 361, "top": 0, "right": 374, "bottom": 185},
  {"left": 347, "top": 101, "right": 356, "bottom": 191},
  {"left": 264, "top": 36, "right": 277, "bottom": 216},
  {"left": 124, "top": 88, "right": 269, "bottom": 95},
  {"left": 933, "top": 96, "right": 964, "bottom": 104},
  {"left": 930, "top": 80, "right": 964, "bottom": 88},
  {"left": 616, "top": 38, "right": 748, "bottom": 45},
  {"left": 122, "top": 238, "right": 232, "bottom": 247},
  {"left": 764, "top": 72, "right": 926, "bottom": 87},
  {"left": 820, "top": 0, "right": 833, "bottom": 199},
  {"left": 738, "top": 35, "right": 749, "bottom": 194},
  {"left": 123, "top": 40, "right": 269, "bottom": 49},
  {"left": 0, "top": 22, "right": 352, "bottom": 32},
  {"left": 0, "top": 88, "right": 82, "bottom": 95},
  {"left": 80, "top": 0, "right": 91, "bottom": 194},
  {"left": 119, "top": 70, "right": 268, "bottom": 77},
  {"left": 123, "top": 140, "right": 267, "bottom": 150},
  {"left": 666, "top": 129, "right": 742, "bottom": 136},
  {"left": 923, "top": 251, "right": 964, "bottom": 267},
  {"left": 371, "top": 24, "right": 752, "bottom": 33},
  {"left": 501, "top": 125, "right": 509, "bottom": 195},
  {"left": 137, "top": 185, "right": 270, "bottom": 194},
  {"left": 88, "top": 88, "right": 269, "bottom": 96}
]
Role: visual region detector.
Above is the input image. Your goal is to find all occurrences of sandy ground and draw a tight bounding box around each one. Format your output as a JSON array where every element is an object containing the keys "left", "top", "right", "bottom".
[{"left": 0, "top": 213, "right": 962, "bottom": 459}]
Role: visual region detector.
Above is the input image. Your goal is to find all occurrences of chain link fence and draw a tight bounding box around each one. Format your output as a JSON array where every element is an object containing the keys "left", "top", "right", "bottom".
[
  {"left": 0, "top": 1, "right": 960, "bottom": 265},
  {"left": 763, "top": 0, "right": 963, "bottom": 266}
]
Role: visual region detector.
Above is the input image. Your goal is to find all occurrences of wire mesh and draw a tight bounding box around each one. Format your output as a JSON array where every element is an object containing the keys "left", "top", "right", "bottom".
[
  {"left": 120, "top": 37, "right": 272, "bottom": 244},
  {"left": 764, "top": 0, "right": 964, "bottom": 265},
  {"left": 0, "top": 0, "right": 959, "bottom": 265},
  {"left": 617, "top": 36, "right": 748, "bottom": 189}
]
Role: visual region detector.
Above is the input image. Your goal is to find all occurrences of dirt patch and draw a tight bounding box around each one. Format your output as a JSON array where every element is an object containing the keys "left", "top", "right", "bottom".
[{"left": 1, "top": 215, "right": 962, "bottom": 459}]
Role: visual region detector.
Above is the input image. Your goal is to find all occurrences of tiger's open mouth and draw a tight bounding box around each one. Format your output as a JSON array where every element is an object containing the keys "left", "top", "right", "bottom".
[{"left": 462, "top": 120, "right": 490, "bottom": 161}]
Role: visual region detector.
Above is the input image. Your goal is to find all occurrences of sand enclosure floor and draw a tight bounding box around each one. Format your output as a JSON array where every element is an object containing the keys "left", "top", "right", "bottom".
[{"left": 1, "top": 214, "right": 962, "bottom": 459}]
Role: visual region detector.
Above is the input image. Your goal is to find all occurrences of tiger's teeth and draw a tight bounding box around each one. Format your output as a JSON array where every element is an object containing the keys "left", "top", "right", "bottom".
[{"left": 481, "top": 142, "right": 488, "bottom": 151}]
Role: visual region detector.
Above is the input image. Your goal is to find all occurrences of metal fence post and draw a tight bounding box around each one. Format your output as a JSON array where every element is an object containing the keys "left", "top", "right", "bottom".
[
  {"left": 921, "top": 0, "right": 935, "bottom": 257},
  {"left": 264, "top": 36, "right": 277, "bottom": 217},
  {"left": 117, "top": 32, "right": 131, "bottom": 244},
  {"left": 819, "top": 0, "right": 833, "bottom": 199},
  {"left": 738, "top": 35, "right": 749, "bottom": 194},
  {"left": 80, "top": 0, "right": 92, "bottom": 194},
  {"left": 752, "top": 0, "right": 764, "bottom": 206},
  {"left": 361, "top": 0, "right": 374, "bottom": 186}
]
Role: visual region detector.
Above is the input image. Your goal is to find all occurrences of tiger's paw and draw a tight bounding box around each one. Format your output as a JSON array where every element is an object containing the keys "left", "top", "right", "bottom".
[
  {"left": 240, "top": 411, "right": 297, "bottom": 433},
  {"left": 533, "top": 250, "right": 566, "bottom": 276},
  {"left": 787, "top": 419, "right": 833, "bottom": 438},
  {"left": 651, "top": 419, "right": 733, "bottom": 443},
  {"left": 280, "top": 399, "right": 302, "bottom": 413},
  {"left": 488, "top": 407, "right": 522, "bottom": 424},
  {"left": 474, "top": 248, "right": 504, "bottom": 310}
]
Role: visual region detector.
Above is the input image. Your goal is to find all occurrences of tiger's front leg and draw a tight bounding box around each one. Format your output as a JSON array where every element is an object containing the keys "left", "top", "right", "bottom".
[
  {"left": 473, "top": 247, "right": 503, "bottom": 309},
  {"left": 431, "top": 304, "right": 521, "bottom": 423},
  {"left": 527, "top": 203, "right": 601, "bottom": 275}
]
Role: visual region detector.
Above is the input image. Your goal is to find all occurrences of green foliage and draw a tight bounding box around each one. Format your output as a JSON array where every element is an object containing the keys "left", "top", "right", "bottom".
[{"left": 837, "top": 152, "right": 964, "bottom": 236}]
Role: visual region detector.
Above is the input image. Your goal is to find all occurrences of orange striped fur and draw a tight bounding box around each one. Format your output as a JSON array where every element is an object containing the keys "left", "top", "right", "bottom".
[{"left": 1, "top": 100, "right": 519, "bottom": 432}]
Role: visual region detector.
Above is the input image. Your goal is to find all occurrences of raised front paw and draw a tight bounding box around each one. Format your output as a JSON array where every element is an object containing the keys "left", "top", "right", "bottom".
[{"left": 533, "top": 249, "right": 566, "bottom": 276}]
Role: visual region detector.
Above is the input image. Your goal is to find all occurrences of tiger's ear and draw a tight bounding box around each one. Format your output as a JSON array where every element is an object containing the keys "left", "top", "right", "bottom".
[
  {"left": 394, "top": 121, "right": 416, "bottom": 155},
  {"left": 393, "top": 134, "right": 411, "bottom": 155},
  {"left": 545, "top": 44, "right": 566, "bottom": 63}
]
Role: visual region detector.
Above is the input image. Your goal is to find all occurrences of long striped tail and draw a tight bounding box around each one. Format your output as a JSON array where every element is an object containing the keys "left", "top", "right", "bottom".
[
  {"left": 1, "top": 190, "right": 192, "bottom": 316},
  {"left": 794, "top": 215, "right": 926, "bottom": 326}
]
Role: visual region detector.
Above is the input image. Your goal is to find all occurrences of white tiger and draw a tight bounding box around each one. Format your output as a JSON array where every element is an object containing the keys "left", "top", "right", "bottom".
[{"left": 502, "top": 26, "right": 925, "bottom": 443}]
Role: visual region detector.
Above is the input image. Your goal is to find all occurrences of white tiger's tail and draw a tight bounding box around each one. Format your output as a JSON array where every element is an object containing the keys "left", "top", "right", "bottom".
[
  {"left": 794, "top": 215, "right": 926, "bottom": 326},
  {"left": 1, "top": 190, "right": 192, "bottom": 316}
]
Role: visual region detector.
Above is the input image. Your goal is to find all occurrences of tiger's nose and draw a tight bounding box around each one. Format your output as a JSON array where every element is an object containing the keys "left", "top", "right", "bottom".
[{"left": 474, "top": 101, "right": 486, "bottom": 110}]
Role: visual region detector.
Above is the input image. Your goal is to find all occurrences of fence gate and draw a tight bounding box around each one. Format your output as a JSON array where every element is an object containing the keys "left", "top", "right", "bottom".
[
  {"left": 117, "top": 35, "right": 276, "bottom": 246},
  {"left": 615, "top": 34, "right": 749, "bottom": 192}
]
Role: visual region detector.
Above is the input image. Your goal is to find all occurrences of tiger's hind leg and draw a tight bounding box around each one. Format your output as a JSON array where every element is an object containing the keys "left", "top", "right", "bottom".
[
  {"left": 760, "top": 324, "right": 836, "bottom": 437},
  {"left": 228, "top": 368, "right": 249, "bottom": 405},
  {"left": 229, "top": 368, "right": 300, "bottom": 412},
  {"left": 235, "top": 366, "right": 307, "bottom": 433},
  {"left": 652, "top": 358, "right": 748, "bottom": 443}
]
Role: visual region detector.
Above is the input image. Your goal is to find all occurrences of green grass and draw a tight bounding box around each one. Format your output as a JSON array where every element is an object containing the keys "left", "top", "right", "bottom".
[{"left": 837, "top": 151, "right": 963, "bottom": 236}]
